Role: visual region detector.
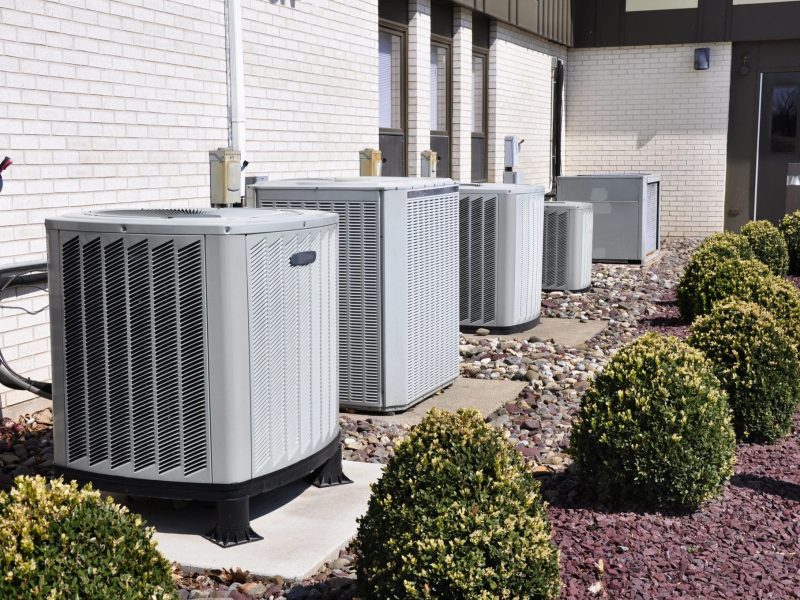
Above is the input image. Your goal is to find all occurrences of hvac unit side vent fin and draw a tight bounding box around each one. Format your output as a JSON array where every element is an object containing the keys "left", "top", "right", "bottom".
[
  {"left": 406, "top": 190, "right": 460, "bottom": 404},
  {"left": 254, "top": 198, "right": 381, "bottom": 409},
  {"left": 61, "top": 235, "right": 210, "bottom": 477},
  {"left": 460, "top": 194, "right": 497, "bottom": 326}
]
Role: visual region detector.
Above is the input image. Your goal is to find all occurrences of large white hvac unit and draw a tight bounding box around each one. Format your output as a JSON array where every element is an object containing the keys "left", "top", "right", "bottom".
[
  {"left": 459, "top": 183, "right": 544, "bottom": 334},
  {"left": 557, "top": 173, "right": 661, "bottom": 263},
  {"left": 250, "top": 177, "right": 460, "bottom": 414},
  {"left": 542, "top": 201, "right": 594, "bottom": 292},
  {"left": 47, "top": 208, "right": 349, "bottom": 548}
]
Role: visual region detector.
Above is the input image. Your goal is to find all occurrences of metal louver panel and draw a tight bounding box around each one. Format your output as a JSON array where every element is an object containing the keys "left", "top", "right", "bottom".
[
  {"left": 458, "top": 193, "right": 497, "bottom": 325},
  {"left": 514, "top": 193, "right": 540, "bottom": 324},
  {"left": 248, "top": 229, "right": 337, "bottom": 476},
  {"left": 60, "top": 233, "right": 210, "bottom": 482},
  {"left": 254, "top": 198, "right": 380, "bottom": 408},
  {"left": 543, "top": 207, "right": 569, "bottom": 290},
  {"left": 406, "top": 189, "right": 460, "bottom": 404},
  {"left": 645, "top": 182, "right": 660, "bottom": 255}
]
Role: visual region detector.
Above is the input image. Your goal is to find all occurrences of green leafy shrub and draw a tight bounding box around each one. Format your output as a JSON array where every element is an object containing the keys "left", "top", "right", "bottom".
[
  {"left": 779, "top": 210, "right": 800, "bottom": 275},
  {"left": 0, "top": 476, "right": 175, "bottom": 599},
  {"left": 570, "top": 333, "right": 735, "bottom": 510},
  {"left": 690, "top": 258, "right": 800, "bottom": 344},
  {"left": 677, "top": 232, "right": 756, "bottom": 320},
  {"left": 741, "top": 220, "right": 789, "bottom": 276},
  {"left": 688, "top": 300, "right": 800, "bottom": 442},
  {"left": 356, "top": 408, "right": 560, "bottom": 600}
]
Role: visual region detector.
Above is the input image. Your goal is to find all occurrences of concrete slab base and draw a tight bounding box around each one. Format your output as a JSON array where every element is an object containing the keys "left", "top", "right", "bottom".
[
  {"left": 123, "top": 461, "right": 383, "bottom": 580},
  {"left": 343, "top": 377, "right": 526, "bottom": 426},
  {"left": 474, "top": 317, "right": 607, "bottom": 348},
  {"left": 0, "top": 396, "right": 53, "bottom": 422}
]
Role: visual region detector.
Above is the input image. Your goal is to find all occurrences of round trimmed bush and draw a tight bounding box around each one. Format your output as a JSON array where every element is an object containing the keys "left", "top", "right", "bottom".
[
  {"left": 779, "top": 210, "right": 800, "bottom": 275},
  {"left": 570, "top": 333, "right": 735, "bottom": 510},
  {"left": 688, "top": 300, "right": 800, "bottom": 443},
  {"left": 691, "top": 258, "right": 800, "bottom": 345},
  {"left": 0, "top": 476, "right": 175, "bottom": 599},
  {"left": 741, "top": 220, "right": 789, "bottom": 276},
  {"left": 356, "top": 408, "right": 560, "bottom": 600},
  {"left": 677, "top": 232, "right": 756, "bottom": 320}
]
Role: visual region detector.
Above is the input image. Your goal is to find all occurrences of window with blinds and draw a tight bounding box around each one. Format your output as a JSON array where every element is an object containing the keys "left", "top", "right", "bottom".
[
  {"left": 379, "top": 25, "right": 406, "bottom": 176},
  {"left": 472, "top": 52, "right": 488, "bottom": 182}
]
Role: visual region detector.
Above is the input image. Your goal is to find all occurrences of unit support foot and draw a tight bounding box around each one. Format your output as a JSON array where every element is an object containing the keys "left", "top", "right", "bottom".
[
  {"left": 203, "top": 497, "right": 263, "bottom": 548},
  {"left": 309, "top": 446, "right": 353, "bottom": 488}
]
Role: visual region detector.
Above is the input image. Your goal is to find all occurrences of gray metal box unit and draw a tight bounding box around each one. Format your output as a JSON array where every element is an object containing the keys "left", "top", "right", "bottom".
[
  {"left": 459, "top": 183, "right": 544, "bottom": 334},
  {"left": 250, "top": 177, "right": 460, "bottom": 413},
  {"left": 542, "top": 201, "right": 593, "bottom": 292},
  {"left": 557, "top": 173, "right": 661, "bottom": 263},
  {"left": 47, "top": 208, "right": 346, "bottom": 546}
]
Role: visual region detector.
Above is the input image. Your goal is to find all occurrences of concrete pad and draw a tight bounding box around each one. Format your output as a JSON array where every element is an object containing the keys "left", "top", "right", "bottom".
[
  {"left": 125, "top": 461, "right": 382, "bottom": 580},
  {"left": 344, "top": 377, "right": 526, "bottom": 426},
  {"left": 485, "top": 317, "right": 607, "bottom": 348}
]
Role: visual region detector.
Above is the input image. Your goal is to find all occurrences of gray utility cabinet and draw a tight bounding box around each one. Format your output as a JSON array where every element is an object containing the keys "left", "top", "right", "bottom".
[
  {"left": 556, "top": 174, "right": 661, "bottom": 263},
  {"left": 250, "top": 177, "right": 460, "bottom": 414}
]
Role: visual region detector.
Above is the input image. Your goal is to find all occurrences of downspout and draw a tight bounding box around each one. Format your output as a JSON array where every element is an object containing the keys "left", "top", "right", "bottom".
[
  {"left": 547, "top": 59, "right": 565, "bottom": 199},
  {"left": 225, "top": 0, "right": 246, "bottom": 196}
]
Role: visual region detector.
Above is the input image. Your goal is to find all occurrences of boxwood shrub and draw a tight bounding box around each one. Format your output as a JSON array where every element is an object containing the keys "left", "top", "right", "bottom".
[
  {"left": 779, "top": 210, "right": 800, "bottom": 275},
  {"left": 570, "top": 333, "right": 735, "bottom": 510},
  {"left": 356, "top": 408, "right": 560, "bottom": 600},
  {"left": 688, "top": 300, "right": 800, "bottom": 443},
  {"left": 677, "top": 232, "right": 756, "bottom": 321},
  {"left": 0, "top": 476, "right": 175, "bottom": 599},
  {"left": 691, "top": 258, "right": 800, "bottom": 345},
  {"left": 741, "top": 220, "right": 789, "bottom": 276}
]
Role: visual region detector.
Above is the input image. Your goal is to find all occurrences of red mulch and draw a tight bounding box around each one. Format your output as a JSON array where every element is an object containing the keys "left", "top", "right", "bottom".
[
  {"left": 638, "top": 288, "right": 690, "bottom": 340},
  {"left": 542, "top": 413, "right": 800, "bottom": 599}
]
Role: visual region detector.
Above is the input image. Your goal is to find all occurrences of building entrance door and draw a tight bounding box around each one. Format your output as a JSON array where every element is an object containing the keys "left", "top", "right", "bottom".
[{"left": 756, "top": 72, "right": 800, "bottom": 223}]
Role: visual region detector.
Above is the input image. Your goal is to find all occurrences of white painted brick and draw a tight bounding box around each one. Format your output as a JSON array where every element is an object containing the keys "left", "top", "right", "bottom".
[{"left": 564, "top": 42, "right": 732, "bottom": 237}]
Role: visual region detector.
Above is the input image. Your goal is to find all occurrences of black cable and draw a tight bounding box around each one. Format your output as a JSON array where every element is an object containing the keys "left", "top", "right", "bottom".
[{"left": 0, "top": 266, "right": 52, "bottom": 399}]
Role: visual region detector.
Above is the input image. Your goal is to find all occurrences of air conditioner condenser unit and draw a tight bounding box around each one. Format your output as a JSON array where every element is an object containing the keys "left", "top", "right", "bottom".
[
  {"left": 557, "top": 173, "right": 661, "bottom": 263},
  {"left": 459, "top": 183, "right": 544, "bottom": 334},
  {"left": 47, "top": 208, "right": 348, "bottom": 548},
  {"left": 542, "top": 201, "right": 593, "bottom": 292},
  {"left": 250, "top": 177, "right": 460, "bottom": 414}
]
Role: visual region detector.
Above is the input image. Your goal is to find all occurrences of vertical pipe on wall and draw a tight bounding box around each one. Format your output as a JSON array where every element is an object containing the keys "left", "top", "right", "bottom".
[{"left": 225, "top": 0, "right": 246, "bottom": 192}]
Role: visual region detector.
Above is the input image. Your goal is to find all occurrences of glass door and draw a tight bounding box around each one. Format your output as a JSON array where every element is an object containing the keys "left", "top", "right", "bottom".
[
  {"left": 430, "top": 40, "right": 451, "bottom": 178},
  {"left": 379, "top": 25, "right": 407, "bottom": 176},
  {"left": 756, "top": 72, "right": 800, "bottom": 223}
]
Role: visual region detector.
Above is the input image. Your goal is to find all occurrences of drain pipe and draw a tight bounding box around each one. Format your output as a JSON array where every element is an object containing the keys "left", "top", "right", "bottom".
[
  {"left": 547, "top": 59, "right": 565, "bottom": 199},
  {"left": 225, "top": 0, "right": 246, "bottom": 196}
]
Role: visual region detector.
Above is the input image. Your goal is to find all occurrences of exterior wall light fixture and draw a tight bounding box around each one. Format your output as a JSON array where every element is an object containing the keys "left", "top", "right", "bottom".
[{"left": 694, "top": 47, "right": 710, "bottom": 70}]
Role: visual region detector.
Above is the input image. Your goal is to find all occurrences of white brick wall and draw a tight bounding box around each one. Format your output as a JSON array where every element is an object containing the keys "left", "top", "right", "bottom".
[
  {"left": 241, "top": 0, "right": 378, "bottom": 179},
  {"left": 488, "top": 21, "right": 566, "bottom": 187},
  {"left": 451, "top": 6, "right": 472, "bottom": 183},
  {"left": 564, "top": 42, "right": 732, "bottom": 237},
  {"left": 407, "top": 0, "right": 431, "bottom": 177},
  {"left": 0, "top": 0, "right": 229, "bottom": 409}
]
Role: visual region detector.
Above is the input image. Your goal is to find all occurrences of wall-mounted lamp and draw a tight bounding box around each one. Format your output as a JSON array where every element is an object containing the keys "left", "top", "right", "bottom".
[
  {"left": 738, "top": 54, "right": 751, "bottom": 76},
  {"left": 694, "top": 47, "right": 710, "bottom": 71}
]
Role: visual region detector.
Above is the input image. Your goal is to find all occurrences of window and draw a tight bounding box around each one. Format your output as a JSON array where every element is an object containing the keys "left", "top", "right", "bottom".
[
  {"left": 430, "top": 41, "right": 451, "bottom": 177},
  {"left": 471, "top": 52, "right": 488, "bottom": 182},
  {"left": 771, "top": 85, "right": 799, "bottom": 153},
  {"left": 379, "top": 25, "right": 406, "bottom": 176}
]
